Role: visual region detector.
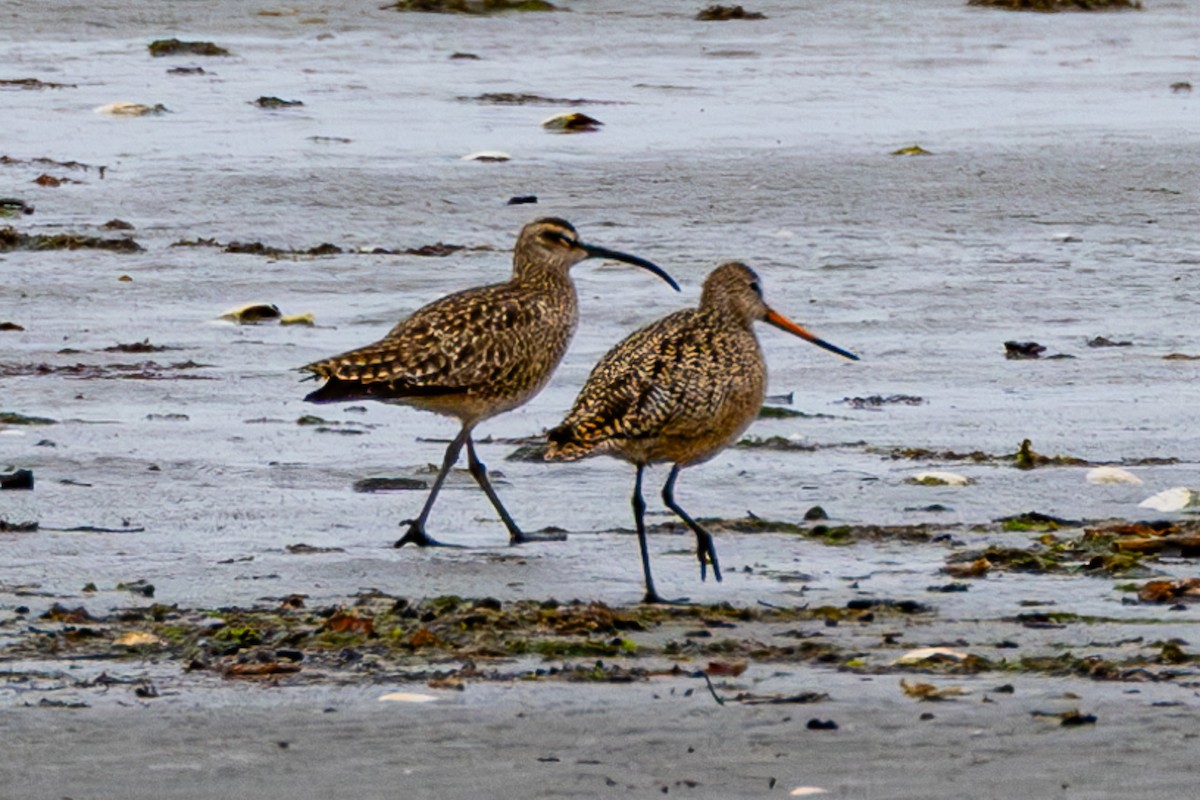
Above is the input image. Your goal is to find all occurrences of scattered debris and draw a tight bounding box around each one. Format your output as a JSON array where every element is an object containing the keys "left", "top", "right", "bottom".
[
  {"left": 804, "top": 718, "right": 838, "bottom": 730},
  {"left": 839, "top": 394, "right": 924, "bottom": 409},
  {"left": 891, "top": 144, "right": 933, "bottom": 156},
  {"left": 353, "top": 477, "right": 428, "bottom": 493},
  {"left": 1087, "top": 336, "right": 1132, "bottom": 348},
  {"left": 148, "top": 39, "right": 232, "bottom": 57},
  {"left": 0, "top": 227, "right": 141, "bottom": 252},
  {"left": 287, "top": 543, "right": 347, "bottom": 555},
  {"left": 114, "top": 631, "right": 164, "bottom": 647},
  {"left": 0, "top": 412, "right": 57, "bottom": 425},
  {"left": 1139, "top": 488, "right": 1197, "bottom": 512},
  {"left": 696, "top": 5, "right": 766, "bottom": 21},
  {"left": 279, "top": 312, "right": 316, "bottom": 326},
  {"left": 384, "top": 0, "right": 558, "bottom": 14},
  {"left": 462, "top": 150, "right": 511, "bottom": 162},
  {"left": 379, "top": 692, "right": 439, "bottom": 703},
  {"left": 542, "top": 112, "right": 603, "bottom": 133},
  {"left": 117, "top": 579, "right": 155, "bottom": 597},
  {"left": 969, "top": 0, "right": 1140, "bottom": 11},
  {"left": 33, "top": 174, "right": 76, "bottom": 187},
  {"left": 463, "top": 92, "right": 614, "bottom": 106},
  {"left": 1004, "top": 340, "right": 1045, "bottom": 359},
  {"left": 507, "top": 195, "right": 538, "bottom": 205},
  {"left": 220, "top": 303, "right": 282, "bottom": 324},
  {"left": 0, "top": 78, "right": 77, "bottom": 90},
  {"left": 1014, "top": 438, "right": 1086, "bottom": 469},
  {"left": 0, "top": 198, "right": 34, "bottom": 216},
  {"left": 1170, "top": 82, "right": 1192, "bottom": 93},
  {"left": 1137, "top": 578, "right": 1200, "bottom": 604},
  {"left": 1032, "top": 708, "right": 1097, "bottom": 726},
  {"left": 942, "top": 557, "right": 991, "bottom": 579},
  {"left": 173, "top": 237, "right": 341, "bottom": 257},
  {"left": 1, "top": 155, "right": 106, "bottom": 176},
  {"left": 0, "top": 322, "right": 23, "bottom": 331},
  {"left": 909, "top": 471, "right": 971, "bottom": 487},
  {"left": 894, "top": 648, "right": 971, "bottom": 666},
  {"left": 1, "top": 469, "right": 34, "bottom": 490},
  {"left": 1, "top": 360, "right": 210, "bottom": 381},
  {"left": 254, "top": 96, "right": 304, "bottom": 109},
  {"left": 167, "top": 66, "right": 206, "bottom": 75},
  {"left": 1086, "top": 466, "right": 1142, "bottom": 485},
  {"left": 94, "top": 102, "right": 170, "bottom": 116},
  {"left": 900, "top": 678, "right": 969, "bottom": 700},
  {"left": 404, "top": 242, "right": 464, "bottom": 257}
]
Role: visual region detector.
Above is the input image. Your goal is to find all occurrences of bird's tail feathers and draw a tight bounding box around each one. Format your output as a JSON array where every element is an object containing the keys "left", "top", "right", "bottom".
[{"left": 545, "top": 424, "right": 592, "bottom": 462}]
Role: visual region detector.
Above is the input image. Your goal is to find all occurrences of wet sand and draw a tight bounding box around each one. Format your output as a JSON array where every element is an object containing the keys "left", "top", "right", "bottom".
[{"left": 3, "top": 0, "right": 1200, "bottom": 796}]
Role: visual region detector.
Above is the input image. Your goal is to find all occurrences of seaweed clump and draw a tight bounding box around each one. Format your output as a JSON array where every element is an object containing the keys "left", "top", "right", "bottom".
[
  {"left": 148, "top": 39, "right": 232, "bottom": 57},
  {"left": 968, "top": 0, "right": 1141, "bottom": 10},
  {"left": 697, "top": 5, "right": 767, "bottom": 20},
  {"left": 0, "top": 227, "right": 141, "bottom": 252},
  {"left": 385, "top": 0, "right": 558, "bottom": 13}
]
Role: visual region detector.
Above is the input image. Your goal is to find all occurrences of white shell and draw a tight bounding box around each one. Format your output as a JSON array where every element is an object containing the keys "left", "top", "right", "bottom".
[
  {"left": 378, "top": 692, "right": 439, "bottom": 703},
  {"left": 1086, "top": 466, "right": 1143, "bottom": 485},
  {"left": 909, "top": 471, "right": 970, "bottom": 486},
  {"left": 94, "top": 102, "right": 165, "bottom": 116},
  {"left": 893, "top": 647, "right": 969, "bottom": 665},
  {"left": 461, "top": 150, "right": 511, "bottom": 162},
  {"left": 1138, "top": 487, "right": 1196, "bottom": 512}
]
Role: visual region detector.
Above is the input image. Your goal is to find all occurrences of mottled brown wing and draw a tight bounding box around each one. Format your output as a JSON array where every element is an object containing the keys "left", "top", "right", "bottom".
[
  {"left": 549, "top": 309, "right": 733, "bottom": 455},
  {"left": 302, "top": 281, "right": 567, "bottom": 400}
]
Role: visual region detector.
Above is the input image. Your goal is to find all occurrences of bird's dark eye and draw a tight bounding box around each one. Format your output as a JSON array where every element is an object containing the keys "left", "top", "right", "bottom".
[
  {"left": 540, "top": 230, "right": 575, "bottom": 247},
  {"left": 749, "top": 281, "right": 762, "bottom": 296}
]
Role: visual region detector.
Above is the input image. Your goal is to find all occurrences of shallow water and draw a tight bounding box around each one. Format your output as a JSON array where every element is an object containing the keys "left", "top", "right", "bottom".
[{"left": 2, "top": 0, "right": 1200, "bottom": 618}]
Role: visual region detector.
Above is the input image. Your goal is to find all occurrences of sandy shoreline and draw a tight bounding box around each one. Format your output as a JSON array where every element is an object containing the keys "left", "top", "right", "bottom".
[{"left": 5, "top": 1, "right": 1200, "bottom": 796}]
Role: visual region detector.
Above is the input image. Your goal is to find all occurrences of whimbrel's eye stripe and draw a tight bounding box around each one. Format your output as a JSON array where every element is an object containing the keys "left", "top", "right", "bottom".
[{"left": 540, "top": 230, "right": 576, "bottom": 247}]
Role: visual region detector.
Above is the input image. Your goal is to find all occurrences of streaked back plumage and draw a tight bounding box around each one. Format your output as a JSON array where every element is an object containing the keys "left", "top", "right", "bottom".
[
  {"left": 547, "top": 261, "right": 768, "bottom": 466},
  {"left": 301, "top": 218, "right": 585, "bottom": 424}
]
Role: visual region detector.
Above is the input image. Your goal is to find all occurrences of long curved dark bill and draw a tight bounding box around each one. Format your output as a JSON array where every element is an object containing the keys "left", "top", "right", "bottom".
[
  {"left": 766, "top": 308, "right": 859, "bottom": 361},
  {"left": 581, "top": 243, "right": 681, "bottom": 292}
]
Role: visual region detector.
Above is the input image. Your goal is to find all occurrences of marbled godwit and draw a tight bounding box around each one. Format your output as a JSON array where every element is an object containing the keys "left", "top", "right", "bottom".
[
  {"left": 546, "top": 261, "right": 858, "bottom": 602},
  {"left": 302, "top": 218, "right": 679, "bottom": 548}
]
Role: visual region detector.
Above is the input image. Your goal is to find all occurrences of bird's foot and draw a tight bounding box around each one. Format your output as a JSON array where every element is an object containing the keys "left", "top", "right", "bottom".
[
  {"left": 696, "top": 534, "right": 722, "bottom": 583},
  {"left": 509, "top": 528, "right": 569, "bottom": 546},
  {"left": 394, "top": 521, "right": 460, "bottom": 549},
  {"left": 641, "top": 591, "right": 692, "bottom": 606}
]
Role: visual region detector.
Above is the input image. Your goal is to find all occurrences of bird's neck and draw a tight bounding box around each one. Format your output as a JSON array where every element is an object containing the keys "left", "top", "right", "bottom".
[{"left": 512, "top": 260, "right": 574, "bottom": 291}]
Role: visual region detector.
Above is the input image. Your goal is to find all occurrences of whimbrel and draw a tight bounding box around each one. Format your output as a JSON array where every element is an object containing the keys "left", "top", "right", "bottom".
[
  {"left": 545, "top": 261, "right": 858, "bottom": 602},
  {"left": 302, "top": 218, "right": 679, "bottom": 548}
]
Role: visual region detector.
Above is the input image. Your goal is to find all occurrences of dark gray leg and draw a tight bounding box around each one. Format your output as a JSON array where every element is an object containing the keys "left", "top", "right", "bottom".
[
  {"left": 633, "top": 464, "right": 665, "bottom": 603},
  {"left": 395, "top": 426, "right": 469, "bottom": 548},
  {"left": 465, "top": 436, "right": 567, "bottom": 545},
  {"left": 662, "top": 464, "right": 722, "bottom": 583}
]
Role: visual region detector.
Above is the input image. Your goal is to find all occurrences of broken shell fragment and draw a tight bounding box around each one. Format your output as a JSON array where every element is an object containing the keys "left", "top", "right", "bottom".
[
  {"left": 541, "top": 112, "right": 603, "bottom": 133},
  {"left": 461, "top": 150, "right": 511, "bottom": 162},
  {"left": 908, "top": 471, "right": 970, "bottom": 487},
  {"left": 94, "top": 102, "right": 170, "bottom": 116},
  {"left": 221, "top": 303, "right": 282, "bottom": 324},
  {"left": 378, "top": 691, "right": 438, "bottom": 703},
  {"left": 1086, "top": 466, "right": 1143, "bottom": 485},
  {"left": 114, "top": 631, "right": 165, "bottom": 647},
  {"left": 1138, "top": 487, "right": 1197, "bottom": 512},
  {"left": 279, "top": 312, "right": 315, "bottom": 326}
]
